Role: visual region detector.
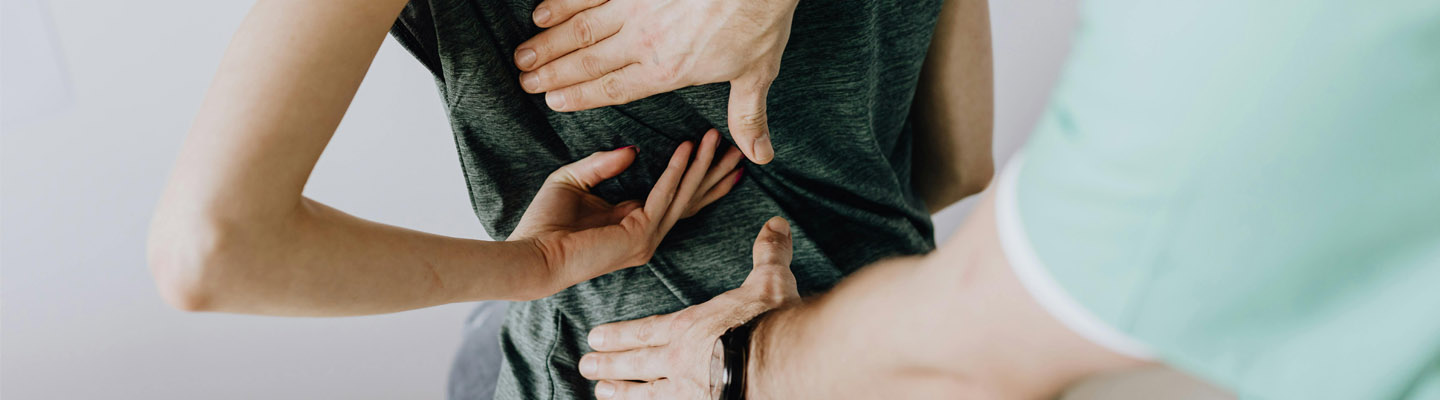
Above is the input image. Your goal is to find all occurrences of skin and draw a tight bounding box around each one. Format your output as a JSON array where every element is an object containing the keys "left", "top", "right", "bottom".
[
  {"left": 909, "top": 0, "right": 996, "bottom": 212},
  {"left": 146, "top": 0, "right": 742, "bottom": 316},
  {"left": 520, "top": 0, "right": 994, "bottom": 212},
  {"left": 514, "top": 0, "right": 801, "bottom": 164},
  {"left": 573, "top": 1, "right": 1124, "bottom": 397},
  {"left": 583, "top": 217, "right": 800, "bottom": 399},
  {"left": 151, "top": 0, "right": 1005, "bottom": 394},
  {"left": 583, "top": 191, "right": 1150, "bottom": 400}
]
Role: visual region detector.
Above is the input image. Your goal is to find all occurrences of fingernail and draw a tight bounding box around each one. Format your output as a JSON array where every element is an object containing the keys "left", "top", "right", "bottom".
[
  {"left": 733, "top": 167, "right": 745, "bottom": 184},
  {"left": 521, "top": 72, "right": 540, "bottom": 92},
  {"left": 753, "top": 133, "right": 774, "bottom": 163},
  {"left": 614, "top": 145, "right": 636, "bottom": 153},
  {"left": 587, "top": 328, "right": 604, "bottom": 346},
  {"left": 546, "top": 92, "right": 567, "bottom": 111},
  {"left": 767, "top": 217, "right": 789, "bottom": 235},
  {"left": 580, "top": 356, "right": 598, "bottom": 376},
  {"left": 533, "top": 7, "right": 551, "bottom": 25},
  {"left": 595, "top": 381, "right": 615, "bottom": 398},
  {"left": 516, "top": 48, "right": 537, "bottom": 69}
]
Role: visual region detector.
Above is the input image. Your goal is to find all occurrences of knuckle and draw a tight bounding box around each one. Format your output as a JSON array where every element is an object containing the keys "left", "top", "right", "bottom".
[
  {"left": 669, "top": 312, "right": 695, "bottom": 330},
  {"left": 745, "top": 276, "right": 790, "bottom": 307},
  {"left": 624, "top": 354, "right": 646, "bottom": 371},
  {"left": 600, "top": 75, "right": 627, "bottom": 101},
  {"left": 753, "top": 258, "right": 779, "bottom": 272},
  {"left": 634, "top": 322, "right": 656, "bottom": 343},
  {"left": 536, "top": 66, "right": 557, "bottom": 87},
  {"left": 737, "top": 109, "right": 768, "bottom": 129},
  {"left": 754, "top": 240, "right": 783, "bottom": 255},
  {"left": 595, "top": 355, "right": 616, "bottom": 374},
  {"left": 753, "top": 278, "right": 777, "bottom": 296},
  {"left": 572, "top": 14, "right": 597, "bottom": 46},
  {"left": 579, "top": 54, "right": 605, "bottom": 78},
  {"left": 759, "top": 284, "right": 789, "bottom": 307},
  {"left": 566, "top": 85, "right": 587, "bottom": 106}
]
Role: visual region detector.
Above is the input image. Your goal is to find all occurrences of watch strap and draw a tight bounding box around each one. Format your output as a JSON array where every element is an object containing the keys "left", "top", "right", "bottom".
[{"left": 719, "top": 316, "right": 763, "bottom": 400}]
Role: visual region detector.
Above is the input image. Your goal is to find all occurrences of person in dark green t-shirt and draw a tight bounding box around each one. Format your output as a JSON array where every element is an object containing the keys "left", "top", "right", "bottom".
[
  {"left": 571, "top": 1, "right": 1440, "bottom": 399},
  {"left": 389, "top": 0, "right": 992, "bottom": 397},
  {"left": 150, "top": 0, "right": 996, "bottom": 399}
]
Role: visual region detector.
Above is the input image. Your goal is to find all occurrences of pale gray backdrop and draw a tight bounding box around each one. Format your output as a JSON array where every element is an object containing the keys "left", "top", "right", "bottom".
[{"left": 0, "top": 1, "right": 1077, "bottom": 398}]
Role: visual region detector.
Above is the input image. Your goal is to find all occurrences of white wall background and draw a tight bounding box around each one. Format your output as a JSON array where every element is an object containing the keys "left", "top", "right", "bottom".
[{"left": 0, "top": 1, "right": 1077, "bottom": 398}]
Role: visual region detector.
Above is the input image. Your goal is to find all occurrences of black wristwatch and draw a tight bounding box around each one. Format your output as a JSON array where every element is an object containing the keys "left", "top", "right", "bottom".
[{"left": 712, "top": 316, "right": 763, "bottom": 400}]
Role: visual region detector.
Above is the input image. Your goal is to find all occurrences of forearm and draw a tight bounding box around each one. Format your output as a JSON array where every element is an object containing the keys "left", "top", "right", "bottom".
[
  {"left": 746, "top": 193, "right": 1144, "bottom": 399},
  {"left": 147, "top": 0, "right": 556, "bottom": 315},
  {"left": 745, "top": 256, "right": 985, "bottom": 399},
  {"left": 910, "top": 0, "right": 995, "bottom": 212},
  {"left": 150, "top": 197, "right": 547, "bottom": 316}
]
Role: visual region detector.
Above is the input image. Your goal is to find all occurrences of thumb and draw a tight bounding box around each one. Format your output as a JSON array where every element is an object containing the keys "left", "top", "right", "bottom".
[
  {"left": 743, "top": 217, "right": 799, "bottom": 306},
  {"left": 547, "top": 146, "right": 638, "bottom": 190},
  {"left": 673, "top": 217, "right": 798, "bottom": 333},
  {"left": 727, "top": 74, "right": 775, "bottom": 164}
]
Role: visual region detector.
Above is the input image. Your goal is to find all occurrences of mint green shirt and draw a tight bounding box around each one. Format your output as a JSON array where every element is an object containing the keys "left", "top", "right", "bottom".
[{"left": 1010, "top": 1, "right": 1440, "bottom": 398}]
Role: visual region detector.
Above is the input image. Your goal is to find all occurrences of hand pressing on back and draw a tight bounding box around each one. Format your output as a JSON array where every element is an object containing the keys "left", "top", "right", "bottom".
[
  {"left": 510, "top": 129, "right": 744, "bottom": 297},
  {"left": 513, "top": 0, "right": 800, "bottom": 164},
  {"left": 579, "top": 216, "right": 800, "bottom": 399}
]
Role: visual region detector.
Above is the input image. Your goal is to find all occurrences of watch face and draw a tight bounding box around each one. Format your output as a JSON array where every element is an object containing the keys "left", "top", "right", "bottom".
[{"left": 709, "top": 338, "right": 727, "bottom": 400}]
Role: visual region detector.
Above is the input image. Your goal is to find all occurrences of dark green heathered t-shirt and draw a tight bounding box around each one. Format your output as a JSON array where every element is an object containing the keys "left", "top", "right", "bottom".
[{"left": 390, "top": 0, "right": 942, "bottom": 398}]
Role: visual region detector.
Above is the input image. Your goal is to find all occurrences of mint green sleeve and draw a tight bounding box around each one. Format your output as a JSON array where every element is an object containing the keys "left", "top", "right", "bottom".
[{"left": 1008, "top": 1, "right": 1440, "bottom": 398}]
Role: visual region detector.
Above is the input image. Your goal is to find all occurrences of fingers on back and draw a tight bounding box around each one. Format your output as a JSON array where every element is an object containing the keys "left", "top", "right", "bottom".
[
  {"left": 590, "top": 313, "right": 674, "bottom": 351},
  {"left": 551, "top": 147, "right": 636, "bottom": 189},
  {"left": 532, "top": 0, "right": 609, "bottom": 28}
]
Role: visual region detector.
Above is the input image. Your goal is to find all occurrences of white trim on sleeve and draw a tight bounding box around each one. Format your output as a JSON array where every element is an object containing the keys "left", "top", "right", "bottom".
[{"left": 994, "top": 154, "right": 1156, "bottom": 360}]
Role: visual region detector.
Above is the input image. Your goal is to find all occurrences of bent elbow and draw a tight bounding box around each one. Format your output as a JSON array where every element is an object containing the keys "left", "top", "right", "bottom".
[
  {"left": 957, "top": 162, "right": 995, "bottom": 199},
  {"left": 148, "top": 240, "right": 215, "bottom": 312},
  {"left": 154, "top": 271, "right": 211, "bottom": 312},
  {"left": 149, "top": 256, "right": 213, "bottom": 312},
  {"left": 147, "top": 215, "right": 231, "bottom": 312}
]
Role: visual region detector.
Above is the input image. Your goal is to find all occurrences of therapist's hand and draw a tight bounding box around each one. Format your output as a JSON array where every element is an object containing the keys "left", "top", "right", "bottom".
[
  {"left": 513, "top": 0, "right": 801, "bottom": 164},
  {"left": 579, "top": 217, "right": 799, "bottom": 399},
  {"left": 510, "top": 129, "right": 744, "bottom": 297}
]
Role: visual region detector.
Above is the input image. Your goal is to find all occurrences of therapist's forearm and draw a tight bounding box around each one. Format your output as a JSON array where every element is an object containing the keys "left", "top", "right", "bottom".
[
  {"left": 745, "top": 193, "right": 1144, "bottom": 399},
  {"left": 746, "top": 257, "right": 1014, "bottom": 398},
  {"left": 746, "top": 257, "right": 965, "bottom": 399}
]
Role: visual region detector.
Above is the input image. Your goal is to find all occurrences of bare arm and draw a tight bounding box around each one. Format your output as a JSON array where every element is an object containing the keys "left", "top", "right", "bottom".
[
  {"left": 745, "top": 192, "right": 1140, "bottom": 399},
  {"left": 910, "top": 0, "right": 995, "bottom": 212},
  {"left": 147, "top": 0, "right": 741, "bottom": 316},
  {"left": 578, "top": 191, "right": 1145, "bottom": 399}
]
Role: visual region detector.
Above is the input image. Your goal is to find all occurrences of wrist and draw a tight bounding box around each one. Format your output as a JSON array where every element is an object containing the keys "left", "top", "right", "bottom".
[
  {"left": 495, "top": 238, "right": 561, "bottom": 301},
  {"left": 744, "top": 310, "right": 784, "bottom": 399}
]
